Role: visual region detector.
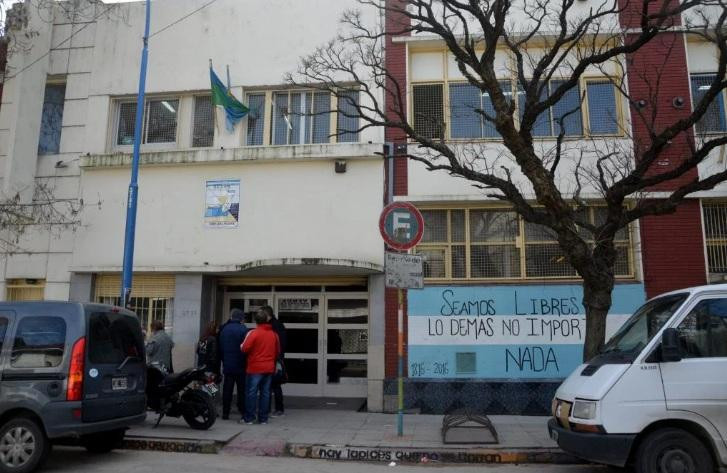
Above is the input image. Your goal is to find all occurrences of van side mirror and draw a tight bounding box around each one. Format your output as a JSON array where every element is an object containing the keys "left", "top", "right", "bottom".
[{"left": 661, "top": 328, "right": 682, "bottom": 362}]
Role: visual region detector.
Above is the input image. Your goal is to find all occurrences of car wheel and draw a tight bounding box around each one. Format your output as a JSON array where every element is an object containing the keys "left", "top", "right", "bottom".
[
  {"left": 82, "top": 429, "right": 125, "bottom": 454},
  {"left": 635, "top": 428, "right": 714, "bottom": 473},
  {"left": 0, "top": 417, "right": 50, "bottom": 473}
]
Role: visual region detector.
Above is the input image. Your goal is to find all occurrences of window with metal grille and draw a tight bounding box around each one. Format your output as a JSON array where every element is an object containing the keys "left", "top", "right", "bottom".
[
  {"left": 192, "top": 95, "right": 214, "bottom": 147},
  {"left": 337, "top": 91, "right": 360, "bottom": 142},
  {"left": 449, "top": 81, "right": 512, "bottom": 139},
  {"left": 246, "top": 93, "right": 266, "bottom": 146},
  {"left": 6, "top": 279, "right": 45, "bottom": 301},
  {"left": 414, "top": 206, "right": 633, "bottom": 280},
  {"left": 518, "top": 83, "right": 552, "bottom": 137},
  {"left": 412, "top": 84, "right": 444, "bottom": 139},
  {"left": 38, "top": 82, "right": 66, "bottom": 155},
  {"left": 94, "top": 274, "right": 175, "bottom": 335},
  {"left": 443, "top": 79, "right": 587, "bottom": 139},
  {"left": 691, "top": 74, "right": 727, "bottom": 134},
  {"left": 116, "top": 98, "right": 179, "bottom": 146},
  {"left": 586, "top": 80, "right": 618, "bottom": 135},
  {"left": 703, "top": 202, "right": 727, "bottom": 273},
  {"left": 272, "top": 91, "right": 331, "bottom": 145}
]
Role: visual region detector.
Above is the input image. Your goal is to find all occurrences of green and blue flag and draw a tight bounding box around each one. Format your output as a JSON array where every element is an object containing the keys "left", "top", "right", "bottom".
[{"left": 210, "top": 67, "right": 248, "bottom": 132}]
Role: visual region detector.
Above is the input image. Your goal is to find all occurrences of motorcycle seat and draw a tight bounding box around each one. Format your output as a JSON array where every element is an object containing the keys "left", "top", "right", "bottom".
[{"left": 160, "top": 368, "right": 197, "bottom": 387}]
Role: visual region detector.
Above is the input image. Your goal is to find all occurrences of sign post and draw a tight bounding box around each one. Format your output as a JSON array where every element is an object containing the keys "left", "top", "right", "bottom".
[{"left": 379, "top": 202, "right": 424, "bottom": 437}]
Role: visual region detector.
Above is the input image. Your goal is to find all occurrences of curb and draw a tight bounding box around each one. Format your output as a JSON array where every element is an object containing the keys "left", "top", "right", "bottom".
[
  {"left": 288, "top": 444, "right": 582, "bottom": 465},
  {"left": 122, "top": 437, "right": 221, "bottom": 454},
  {"left": 120, "top": 437, "right": 582, "bottom": 465}
]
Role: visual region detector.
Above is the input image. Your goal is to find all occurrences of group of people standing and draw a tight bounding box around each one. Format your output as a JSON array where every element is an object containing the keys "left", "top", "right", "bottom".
[{"left": 197, "top": 305, "right": 287, "bottom": 425}]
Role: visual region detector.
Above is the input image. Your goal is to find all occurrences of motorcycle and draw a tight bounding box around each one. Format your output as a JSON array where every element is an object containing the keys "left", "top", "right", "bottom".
[{"left": 146, "top": 365, "right": 218, "bottom": 430}]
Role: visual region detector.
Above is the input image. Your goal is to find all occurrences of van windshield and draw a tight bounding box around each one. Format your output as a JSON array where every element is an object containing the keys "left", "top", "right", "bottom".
[
  {"left": 600, "top": 293, "right": 688, "bottom": 359},
  {"left": 87, "top": 311, "right": 144, "bottom": 365}
]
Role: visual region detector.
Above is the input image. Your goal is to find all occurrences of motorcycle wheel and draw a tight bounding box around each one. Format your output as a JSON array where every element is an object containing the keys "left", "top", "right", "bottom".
[{"left": 181, "top": 390, "right": 217, "bottom": 430}]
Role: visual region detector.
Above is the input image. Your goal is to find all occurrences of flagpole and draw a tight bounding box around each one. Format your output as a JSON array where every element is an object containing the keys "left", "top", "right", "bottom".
[
  {"left": 120, "top": 0, "right": 151, "bottom": 306},
  {"left": 226, "top": 64, "right": 231, "bottom": 93}
]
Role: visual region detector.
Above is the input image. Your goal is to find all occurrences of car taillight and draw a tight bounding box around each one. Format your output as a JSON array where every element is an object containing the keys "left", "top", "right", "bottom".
[{"left": 67, "top": 336, "right": 85, "bottom": 401}]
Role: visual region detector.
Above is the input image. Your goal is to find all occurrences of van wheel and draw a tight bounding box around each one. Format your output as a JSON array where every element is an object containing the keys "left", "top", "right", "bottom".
[
  {"left": 82, "top": 429, "right": 125, "bottom": 454},
  {"left": 0, "top": 417, "right": 50, "bottom": 473},
  {"left": 635, "top": 428, "right": 714, "bottom": 473},
  {"left": 182, "top": 390, "right": 216, "bottom": 430}
]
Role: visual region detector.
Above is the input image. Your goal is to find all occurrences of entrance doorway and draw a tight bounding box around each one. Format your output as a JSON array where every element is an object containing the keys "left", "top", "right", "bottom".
[{"left": 224, "top": 288, "right": 368, "bottom": 398}]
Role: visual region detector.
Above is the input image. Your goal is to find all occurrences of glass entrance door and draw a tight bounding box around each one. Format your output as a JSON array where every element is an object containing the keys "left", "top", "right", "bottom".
[
  {"left": 324, "top": 296, "right": 368, "bottom": 397},
  {"left": 224, "top": 289, "right": 368, "bottom": 398},
  {"left": 276, "top": 294, "right": 323, "bottom": 396}
]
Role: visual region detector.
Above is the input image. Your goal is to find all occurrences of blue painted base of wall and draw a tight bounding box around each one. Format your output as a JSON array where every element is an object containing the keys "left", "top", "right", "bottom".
[{"left": 383, "top": 378, "right": 558, "bottom": 415}]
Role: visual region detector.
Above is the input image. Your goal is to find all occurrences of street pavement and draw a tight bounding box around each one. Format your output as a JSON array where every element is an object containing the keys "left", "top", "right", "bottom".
[{"left": 43, "top": 448, "right": 606, "bottom": 473}]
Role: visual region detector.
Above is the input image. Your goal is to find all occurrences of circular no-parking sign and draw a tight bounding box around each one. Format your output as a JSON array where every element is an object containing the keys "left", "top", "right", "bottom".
[{"left": 379, "top": 202, "right": 424, "bottom": 251}]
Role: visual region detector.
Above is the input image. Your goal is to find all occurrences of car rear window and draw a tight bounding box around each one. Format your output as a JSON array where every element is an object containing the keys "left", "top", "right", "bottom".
[
  {"left": 11, "top": 316, "right": 66, "bottom": 368},
  {"left": 0, "top": 317, "right": 8, "bottom": 350},
  {"left": 87, "top": 311, "right": 144, "bottom": 364}
]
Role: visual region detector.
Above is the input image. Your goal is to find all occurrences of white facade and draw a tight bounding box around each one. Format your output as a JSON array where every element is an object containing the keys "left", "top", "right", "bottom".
[{"left": 0, "top": 0, "right": 388, "bottom": 408}]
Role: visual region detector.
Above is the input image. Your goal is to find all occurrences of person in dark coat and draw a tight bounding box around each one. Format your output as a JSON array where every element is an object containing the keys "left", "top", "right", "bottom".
[
  {"left": 197, "top": 322, "right": 220, "bottom": 376},
  {"left": 265, "top": 306, "right": 287, "bottom": 416},
  {"left": 218, "top": 309, "right": 249, "bottom": 420}
]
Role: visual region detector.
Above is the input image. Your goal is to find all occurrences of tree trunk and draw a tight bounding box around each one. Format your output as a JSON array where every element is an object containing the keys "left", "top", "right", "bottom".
[{"left": 582, "top": 275, "right": 615, "bottom": 361}]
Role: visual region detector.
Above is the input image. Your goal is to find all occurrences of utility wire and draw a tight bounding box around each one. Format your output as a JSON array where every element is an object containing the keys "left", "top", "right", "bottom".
[
  {"left": 5, "top": 0, "right": 220, "bottom": 81},
  {"left": 5, "top": 2, "right": 117, "bottom": 80},
  {"left": 149, "top": 0, "right": 219, "bottom": 38}
]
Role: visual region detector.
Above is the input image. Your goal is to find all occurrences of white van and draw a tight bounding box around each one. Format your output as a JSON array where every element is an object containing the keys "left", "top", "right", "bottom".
[{"left": 548, "top": 284, "right": 727, "bottom": 473}]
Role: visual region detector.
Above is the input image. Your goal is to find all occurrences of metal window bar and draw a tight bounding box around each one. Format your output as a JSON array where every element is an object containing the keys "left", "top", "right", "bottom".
[
  {"left": 145, "top": 99, "right": 178, "bottom": 144},
  {"left": 704, "top": 202, "right": 727, "bottom": 273},
  {"left": 192, "top": 95, "right": 214, "bottom": 147},
  {"left": 518, "top": 83, "right": 552, "bottom": 136},
  {"left": 246, "top": 94, "right": 266, "bottom": 146},
  {"left": 416, "top": 206, "right": 634, "bottom": 281},
  {"left": 337, "top": 91, "right": 359, "bottom": 142},
  {"left": 6, "top": 279, "right": 45, "bottom": 301},
  {"left": 586, "top": 81, "right": 618, "bottom": 135},
  {"left": 38, "top": 83, "right": 66, "bottom": 155},
  {"left": 551, "top": 80, "right": 583, "bottom": 136},
  {"left": 691, "top": 74, "right": 727, "bottom": 134},
  {"left": 413, "top": 84, "right": 444, "bottom": 139}
]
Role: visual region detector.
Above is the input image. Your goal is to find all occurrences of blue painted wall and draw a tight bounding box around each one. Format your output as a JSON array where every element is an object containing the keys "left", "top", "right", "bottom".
[{"left": 407, "top": 283, "right": 646, "bottom": 380}]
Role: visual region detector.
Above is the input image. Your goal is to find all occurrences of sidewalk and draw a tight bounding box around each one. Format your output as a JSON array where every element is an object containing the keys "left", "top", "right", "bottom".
[{"left": 124, "top": 409, "right": 577, "bottom": 465}]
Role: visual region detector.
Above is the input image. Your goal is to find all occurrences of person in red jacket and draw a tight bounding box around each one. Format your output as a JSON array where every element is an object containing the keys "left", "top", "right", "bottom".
[{"left": 240, "top": 307, "right": 280, "bottom": 424}]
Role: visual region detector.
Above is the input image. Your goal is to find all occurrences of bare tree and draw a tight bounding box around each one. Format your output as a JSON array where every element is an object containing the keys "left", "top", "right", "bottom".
[
  {"left": 0, "top": 182, "right": 82, "bottom": 254},
  {"left": 289, "top": 0, "right": 727, "bottom": 359}
]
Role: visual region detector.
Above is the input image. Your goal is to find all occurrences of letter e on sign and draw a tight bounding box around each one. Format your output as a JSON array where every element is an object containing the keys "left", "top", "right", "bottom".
[{"left": 379, "top": 202, "right": 424, "bottom": 251}]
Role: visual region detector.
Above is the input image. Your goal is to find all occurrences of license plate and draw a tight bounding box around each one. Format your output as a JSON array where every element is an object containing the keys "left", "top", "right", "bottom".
[
  {"left": 550, "top": 429, "right": 559, "bottom": 442},
  {"left": 111, "top": 377, "right": 128, "bottom": 391},
  {"left": 202, "top": 383, "right": 218, "bottom": 396}
]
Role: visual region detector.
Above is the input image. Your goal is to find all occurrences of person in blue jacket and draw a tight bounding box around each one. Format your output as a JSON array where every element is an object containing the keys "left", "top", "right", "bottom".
[{"left": 218, "top": 308, "right": 249, "bottom": 420}]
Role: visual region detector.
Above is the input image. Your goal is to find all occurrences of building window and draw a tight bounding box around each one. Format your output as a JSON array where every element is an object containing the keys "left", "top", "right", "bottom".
[
  {"left": 94, "top": 274, "right": 175, "bottom": 336},
  {"left": 246, "top": 93, "right": 266, "bottom": 146},
  {"left": 703, "top": 202, "right": 727, "bottom": 273},
  {"left": 691, "top": 74, "right": 727, "bottom": 134},
  {"left": 38, "top": 82, "right": 66, "bottom": 155},
  {"left": 414, "top": 206, "right": 633, "bottom": 280},
  {"left": 272, "top": 91, "right": 331, "bottom": 145},
  {"left": 337, "top": 91, "right": 360, "bottom": 143},
  {"left": 413, "top": 84, "right": 444, "bottom": 140},
  {"left": 585, "top": 80, "right": 619, "bottom": 135},
  {"left": 192, "top": 95, "right": 214, "bottom": 147},
  {"left": 116, "top": 98, "right": 179, "bottom": 146},
  {"left": 413, "top": 77, "right": 617, "bottom": 140},
  {"left": 6, "top": 279, "right": 45, "bottom": 301}
]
